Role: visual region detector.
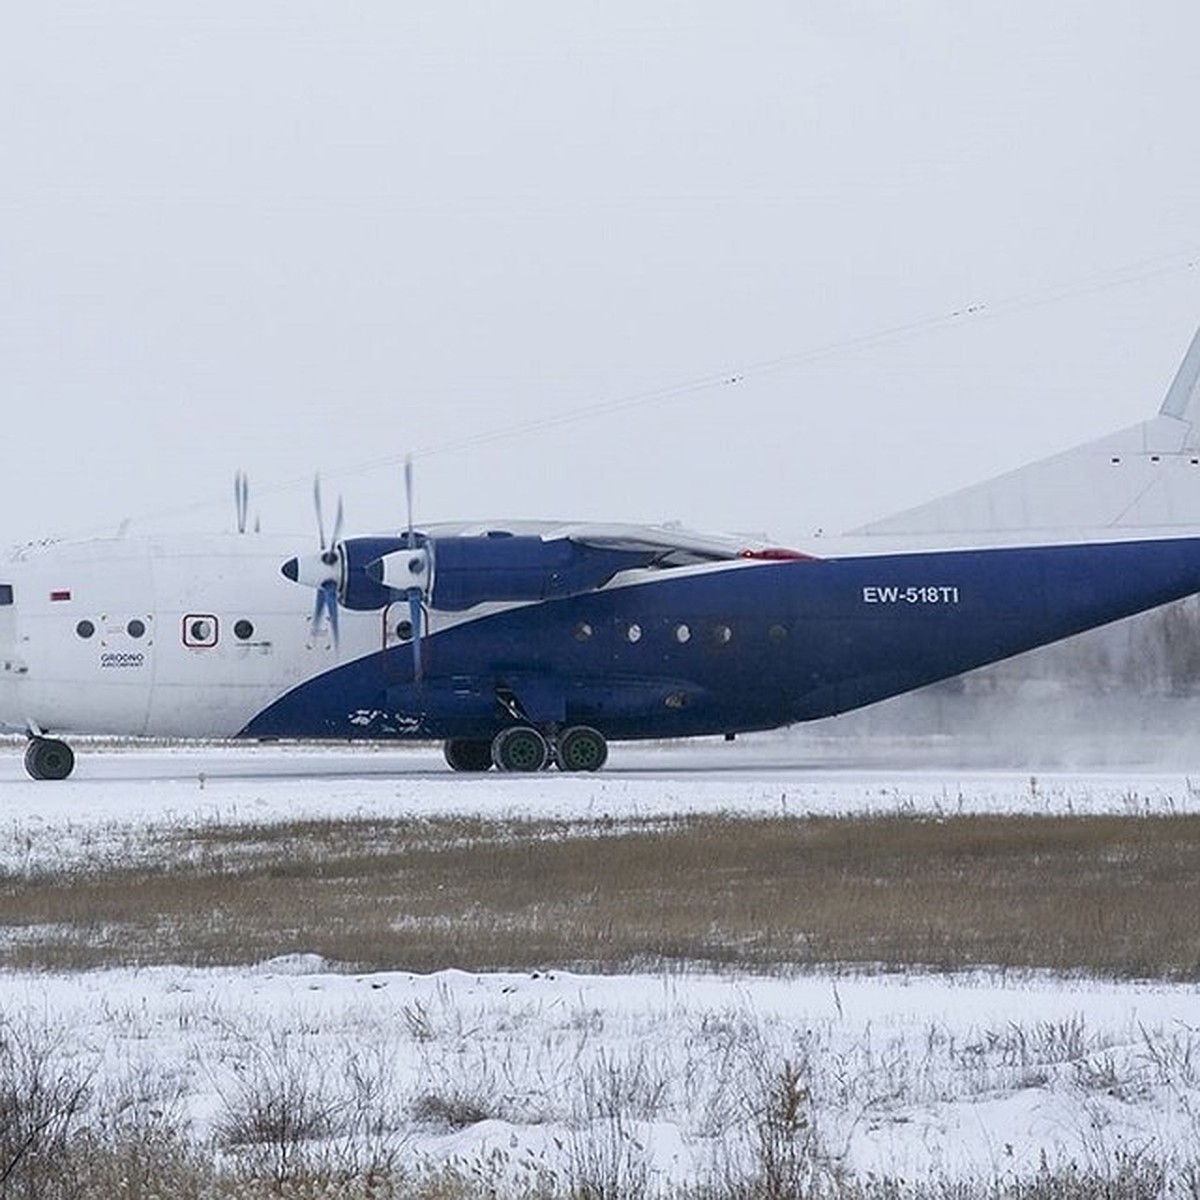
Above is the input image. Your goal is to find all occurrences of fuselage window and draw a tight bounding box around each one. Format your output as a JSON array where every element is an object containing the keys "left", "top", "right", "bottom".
[
  {"left": 76, "top": 619, "right": 95, "bottom": 639},
  {"left": 234, "top": 619, "right": 255, "bottom": 640},
  {"left": 127, "top": 619, "right": 146, "bottom": 639},
  {"left": 674, "top": 623, "right": 691, "bottom": 644},
  {"left": 712, "top": 623, "right": 732, "bottom": 645},
  {"left": 395, "top": 619, "right": 414, "bottom": 642},
  {"left": 183, "top": 614, "right": 219, "bottom": 648},
  {"left": 769, "top": 623, "right": 789, "bottom": 645},
  {"left": 626, "top": 623, "right": 643, "bottom": 643},
  {"left": 0, "top": 585, "right": 11, "bottom": 606},
  {"left": 574, "top": 621, "right": 594, "bottom": 642}
]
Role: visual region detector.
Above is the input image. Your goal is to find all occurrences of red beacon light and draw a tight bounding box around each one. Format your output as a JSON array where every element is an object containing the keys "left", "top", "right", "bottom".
[{"left": 738, "top": 547, "right": 816, "bottom": 562}]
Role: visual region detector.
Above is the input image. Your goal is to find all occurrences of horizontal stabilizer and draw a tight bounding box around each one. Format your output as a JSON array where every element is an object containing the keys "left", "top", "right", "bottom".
[{"left": 852, "top": 325, "right": 1200, "bottom": 539}]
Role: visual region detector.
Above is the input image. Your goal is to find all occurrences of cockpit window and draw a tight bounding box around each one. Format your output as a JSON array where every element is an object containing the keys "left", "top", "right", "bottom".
[{"left": 0, "top": 585, "right": 11, "bottom": 606}]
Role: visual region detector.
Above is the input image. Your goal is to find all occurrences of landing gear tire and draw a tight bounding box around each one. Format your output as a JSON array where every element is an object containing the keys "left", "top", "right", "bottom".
[
  {"left": 491, "top": 726, "right": 550, "bottom": 773},
  {"left": 443, "top": 739, "right": 494, "bottom": 772},
  {"left": 24, "top": 737, "right": 75, "bottom": 781},
  {"left": 556, "top": 725, "right": 608, "bottom": 772}
]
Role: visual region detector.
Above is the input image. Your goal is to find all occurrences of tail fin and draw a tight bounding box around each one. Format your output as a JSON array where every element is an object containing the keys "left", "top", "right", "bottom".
[
  {"left": 851, "top": 326, "right": 1200, "bottom": 538},
  {"left": 1159, "top": 325, "right": 1200, "bottom": 421}
]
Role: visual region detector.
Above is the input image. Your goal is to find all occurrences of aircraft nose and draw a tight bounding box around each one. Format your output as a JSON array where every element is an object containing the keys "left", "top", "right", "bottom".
[{"left": 281, "top": 557, "right": 299, "bottom": 583}]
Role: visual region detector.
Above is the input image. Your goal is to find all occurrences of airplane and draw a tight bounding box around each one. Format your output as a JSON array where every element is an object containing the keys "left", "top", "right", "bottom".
[{"left": 7, "top": 325, "right": 1200, "bottom": 780}]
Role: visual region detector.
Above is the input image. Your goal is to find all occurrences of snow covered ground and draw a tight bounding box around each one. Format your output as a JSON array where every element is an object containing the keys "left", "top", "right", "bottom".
[
  {"left": 2, "top": 735, "right": 1199, "bottom": 1190},
  {"left": 6, "top": 960, "right": 1200, "bottom": 1191}
]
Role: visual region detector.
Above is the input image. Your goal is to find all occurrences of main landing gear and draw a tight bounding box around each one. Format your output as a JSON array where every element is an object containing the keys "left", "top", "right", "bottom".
[
  {"left": 443, "top": 725, "right": 608, "bottom": 774},
  {"left": 24, "top": 736, "right": 75, "bottom": 781}
]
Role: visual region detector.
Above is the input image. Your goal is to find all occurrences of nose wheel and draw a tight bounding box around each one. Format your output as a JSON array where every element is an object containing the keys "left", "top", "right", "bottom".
[{"left": 24, "top": 736, "right": 75, "bottom": 781}]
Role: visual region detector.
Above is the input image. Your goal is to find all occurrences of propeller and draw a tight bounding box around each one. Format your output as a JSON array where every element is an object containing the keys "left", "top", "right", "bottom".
[
  {"left": 315, "top": 476, "right": 344, "bottom": 647},
  {"left": 234, "top": 470, "right": 250, "bottom": 535},
  {"left": 403, "top": 456, "right": 426, "bottom": 681},
  {"left": 281, "top": 475, "right": 345, "bottom": 648}
]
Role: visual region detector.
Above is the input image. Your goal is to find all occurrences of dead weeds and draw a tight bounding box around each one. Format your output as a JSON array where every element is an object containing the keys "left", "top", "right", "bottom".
[{"left": 1, "top": 812, "right": 1199, "bottom": 978}]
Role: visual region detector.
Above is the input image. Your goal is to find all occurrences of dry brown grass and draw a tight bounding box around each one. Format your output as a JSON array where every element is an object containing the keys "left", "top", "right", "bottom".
[{"left": 3, "top": 812, "right": 1200, "bottom": 978}]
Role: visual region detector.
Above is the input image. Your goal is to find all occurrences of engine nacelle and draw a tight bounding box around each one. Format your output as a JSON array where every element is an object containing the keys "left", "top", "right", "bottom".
[
  {"left": 368, "top": 532, "right": 656, "bottom": 611},
  {"left": 337, "top": 536, "right": 412, "bottom": 610}
]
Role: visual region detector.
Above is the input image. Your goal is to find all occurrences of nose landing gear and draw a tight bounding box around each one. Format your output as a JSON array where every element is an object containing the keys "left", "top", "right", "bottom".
[{"left": 24, "top": 736, "right": 75, "bottom": 781}]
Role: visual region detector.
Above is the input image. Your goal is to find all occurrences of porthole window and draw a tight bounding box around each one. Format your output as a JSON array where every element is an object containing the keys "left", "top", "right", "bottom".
[
  {"left": 183, "top": 614, "right": 219, "bottom": 648},
  {"left": 234, "top": 619, "right": 255, "bottom": 640},
  {"left": 127, "top": 618, "right": 146, "bottom": 639},
  {"left": 712, "top": 623, "right": 732, "bottom": 645},
  {"left": 574, "top": 621, "right": 594, "bottom": 642},
  {"left": 76, "top": 619, "right": 95, "bottom": 639},
  {"left": 769, "top": 623, "right": 789, "bottom": 645},
  {"left": 674, "top": 623, "right": 691, "bottom": 644},
  {"left": 395, "top": 619, "right": 413, "bottom": 642},
  {"left": 626, "top": 623, "right": 643, "bottom": 644}
]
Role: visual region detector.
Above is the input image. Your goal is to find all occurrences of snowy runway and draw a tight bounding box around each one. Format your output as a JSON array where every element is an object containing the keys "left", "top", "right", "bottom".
[{"left": 3, "top": 735, "right": 1199, "bottom": 875}]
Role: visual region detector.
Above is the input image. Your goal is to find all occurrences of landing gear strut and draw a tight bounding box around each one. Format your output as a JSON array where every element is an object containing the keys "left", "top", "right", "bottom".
[{"left": 24, "top": 736, "right": 75, "bottom": 781}]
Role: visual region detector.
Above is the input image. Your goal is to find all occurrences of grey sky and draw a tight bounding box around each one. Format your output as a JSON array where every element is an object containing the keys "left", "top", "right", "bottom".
[{"left": 3, "top": 2, "right": 1200, "bottom": 551}]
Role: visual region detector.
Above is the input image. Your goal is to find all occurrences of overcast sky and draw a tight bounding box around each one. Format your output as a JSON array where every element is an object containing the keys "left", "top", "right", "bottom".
[{"left": 4, "top": 2, "right": 1200, "bottom": 552}]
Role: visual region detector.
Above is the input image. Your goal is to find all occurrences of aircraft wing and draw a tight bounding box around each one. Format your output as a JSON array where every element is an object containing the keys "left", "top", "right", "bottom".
[
  {"left": 544, "top": 522, "right": 750, "bottom": 563},
  {"left": 421, "top": 520, "right": 795, "bottom": 566}
]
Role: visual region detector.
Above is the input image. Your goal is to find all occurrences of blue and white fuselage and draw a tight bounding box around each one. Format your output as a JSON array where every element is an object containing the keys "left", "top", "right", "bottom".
[
  {"left": 5, "top": 523, "right": 1200, "bottom": 766},
  {"left": 7, "top": 324, "right": 1200, "bottom": 778}
]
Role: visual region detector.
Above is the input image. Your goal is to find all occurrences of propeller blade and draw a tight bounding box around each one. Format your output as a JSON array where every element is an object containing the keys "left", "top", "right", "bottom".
[
  {"left": 235, "top": 470, "right": 249, "bottom": 535},
  {"left": 404, "top": 456, "right": 415, "bottom": 546},
  {"left": 313, "top": 580, "right": 340, "bottom": 648},
  {"left": 332, "top": 494, "right": 345, "bottom": 550},
  {"left": 313, "top": 475, "right": 327, "bottom": 551},
  {"left": 403, "top": 456, "right": 423, "bottom": 680},
  {"left": 408, "top": 590, "right": 423, "bottom": 681},
  {"left": 326, "top": 582, "right": 340, "bottom": 648}
]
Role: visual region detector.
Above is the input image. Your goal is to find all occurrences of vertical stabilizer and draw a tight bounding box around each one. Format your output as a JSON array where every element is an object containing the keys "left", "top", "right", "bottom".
[{"left": 1160, "top": 325, "right": 1200, "bottom": 427}]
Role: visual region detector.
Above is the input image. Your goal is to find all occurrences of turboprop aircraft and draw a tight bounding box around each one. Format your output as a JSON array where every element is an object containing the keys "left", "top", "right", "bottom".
[{"left": 7, "top": 326, "right": 1200, "bottom": 780}]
